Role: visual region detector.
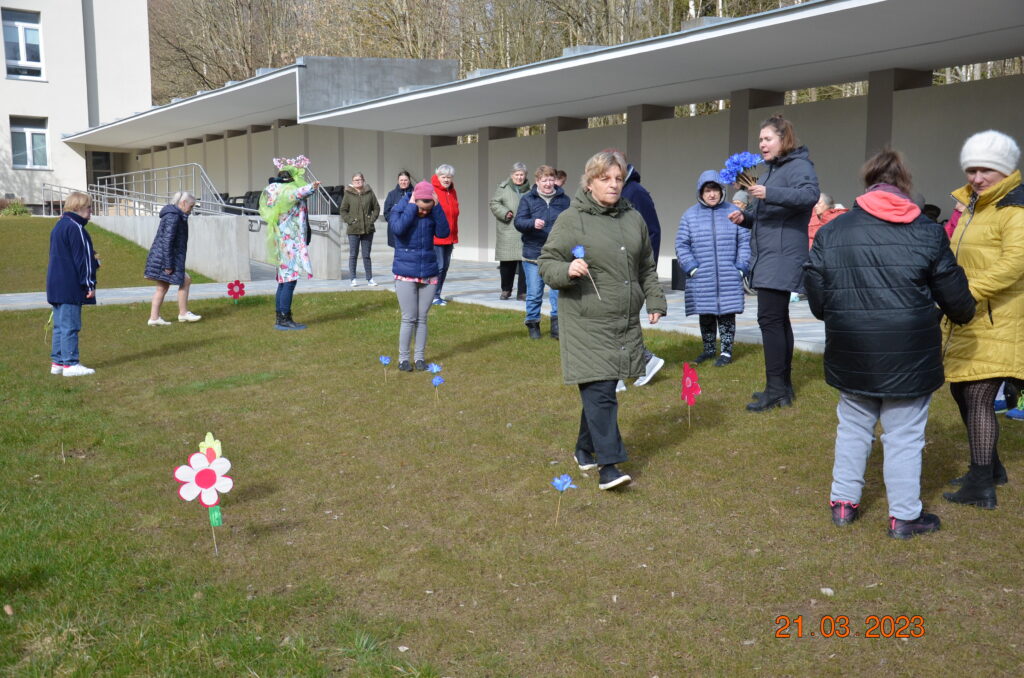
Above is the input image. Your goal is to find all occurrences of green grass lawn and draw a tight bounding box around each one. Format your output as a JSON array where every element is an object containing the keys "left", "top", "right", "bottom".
[
  {"left": 0, "top": 216, "right": 212, "bottom": 294},
  {"left": 2, "top": 292, "right": 1022, "bottom": 676}
]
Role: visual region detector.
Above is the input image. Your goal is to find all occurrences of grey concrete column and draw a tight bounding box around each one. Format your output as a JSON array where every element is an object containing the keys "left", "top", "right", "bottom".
[
  {"left": 626, "top": 104, "right": 673, "bottom": 169},
  {"left": 476, "top": 127, "right": 516, "bottom": 257},
  {"left": 728, "top": 89, "right": 784, "bottom": 154},
  {"left": 865, "top": 69, "right": 931, "bottom": 158},
  {"left": 544, "top": 116, "right": 587, "bottom": 168},
  {"left": 338, "top": 129, "right": 345, "bottom": 183}
]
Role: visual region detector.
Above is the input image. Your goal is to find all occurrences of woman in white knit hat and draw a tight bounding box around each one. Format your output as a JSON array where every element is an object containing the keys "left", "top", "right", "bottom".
[{"left": 942, "top": 130, "right": 1024, "bottom": 510}]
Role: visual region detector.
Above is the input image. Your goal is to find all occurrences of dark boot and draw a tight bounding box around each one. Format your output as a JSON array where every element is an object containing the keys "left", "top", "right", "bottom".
[
  {"left": 526, "top": 321, "right": 541, "bottom": 340},
  {"left": 943, "top": 464, "right": 997, "bottom": 509},
  {"left": 751, "top": 384, "right": 796, "bottom": 401},
  {"left": 746, "top": 376, "right": 792, "bottom": 412},
  {"left": 550, "top": 316, "right": 559, "bottom": 340},
  {"left": 950, "top": 450, "right": 1008, "bottom": 486},
  {"left": 274, "top": 311, "right": 290, "bottom": 330},
  {"left": 285, "top": 312, "right": 306, "bottom": 330}
]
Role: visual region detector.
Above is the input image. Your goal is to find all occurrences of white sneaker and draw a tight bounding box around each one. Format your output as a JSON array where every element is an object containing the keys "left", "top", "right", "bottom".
[
  {"left": 63, "top": 364, "right": 95, "bottom": 377},
  {"left": 177, "top": 312, "right": 202, "bottom": 322},
  {"left": 50, "top": 363, "right": 64, "bottom": 375},
  {"left": 616, "top": 380, "right": 627, "bottom": 393},
  {"left": 350, "top": 279, "right": 358, "bottom": 287},
  {"left": 366, "top": 278, "right": 378, "bottom": 287},
  {"left": 635, "top": 355, "right": 665, "bottom": 387},
  {"left": 148, "top": 317, "right": 171, "bottom": 326}
]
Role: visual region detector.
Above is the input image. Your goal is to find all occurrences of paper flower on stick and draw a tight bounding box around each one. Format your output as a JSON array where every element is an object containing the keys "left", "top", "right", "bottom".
[
  {"left": 551, "top": 474, "right": 577, "bottom": 525},
  {"left": 719, "top": 152, "right": 762, "bottom": 187},
  {"left": 175, "top": 452, "right": 233, "bottom": 507},
  {"left": 426, "top": 363, "right": 442, "bottom": 374},
  {"left": 681, "top": 362, "right": 701, "bottom": 406},
  {"left": 379, "top": 355, "right": 392, "bottom": 382},
  {"left": 227, "top": 280, "right": 246, "bottom": 301},
  {"left": 571, "top": 245, "right": 602, "bottom": 300},
  {"left": 431, "top": 375, "right": 445, "bottom": 404},
  {"left": 199, "top": 432, "right": 222, "bottom": 461}
]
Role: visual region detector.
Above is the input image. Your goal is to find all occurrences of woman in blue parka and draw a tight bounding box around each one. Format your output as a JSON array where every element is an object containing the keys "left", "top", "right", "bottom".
[{"left": 675, "top": 170, "right": 751, "bottom": 366}]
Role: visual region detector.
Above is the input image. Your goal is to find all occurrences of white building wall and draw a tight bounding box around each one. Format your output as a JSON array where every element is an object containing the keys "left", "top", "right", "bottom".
[
  {"left": 90, "top": 0, "right": 150, "bottom": 126},
  {"left": 381, "top": 131, "right": 424, "bottom": 184}
]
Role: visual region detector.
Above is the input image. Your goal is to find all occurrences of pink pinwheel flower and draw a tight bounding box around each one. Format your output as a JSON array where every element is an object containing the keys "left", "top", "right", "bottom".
[
  {"left": 174, "top": 452, "right": 233, "bottom": 507},
  {"left": 227, "top": 280, "right": 246, "bottom": 300},
  {"left": 681, "top": 362, "right": 702, "bottom": 407}
]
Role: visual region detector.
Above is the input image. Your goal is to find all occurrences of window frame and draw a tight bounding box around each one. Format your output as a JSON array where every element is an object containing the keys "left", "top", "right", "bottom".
[
  {"left": 10, "top": 118, "right": 49, "bottom": 169},
  {"left": 3, "top": 10, "right": 44, "bottom": 80}
]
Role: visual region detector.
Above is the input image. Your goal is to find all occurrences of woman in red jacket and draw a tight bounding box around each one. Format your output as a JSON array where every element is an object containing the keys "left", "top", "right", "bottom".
[{"left": 430, "top": 164, "right": 459, "bottom": 306}]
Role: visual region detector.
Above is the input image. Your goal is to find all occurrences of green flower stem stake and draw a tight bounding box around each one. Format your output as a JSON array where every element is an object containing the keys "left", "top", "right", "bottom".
[
  {"left": 431, "top": 375, "right": 445, "bottom": 405},
  {"left": 174, "top": 432, "right": 234, "bottom": 556},
  {"left": 571, "top": 245, "right": 602, "bottom": 300},
  {"left": 551, "top": 474, "right": 577, "bottom": 525},
  {"left": 379, "top": 355, "right": 392, "bottom": 383}
]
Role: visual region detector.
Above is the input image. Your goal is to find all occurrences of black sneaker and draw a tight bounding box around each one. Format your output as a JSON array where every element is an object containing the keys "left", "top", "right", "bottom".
[
  {"left": 830, "top": 500, "right": 860, "bottom": 527},
  {"left": 398, "top": 360, "right": 413, "bottom": 372},
  {"left": 598, "top": 464, "right": 632, "bottom": 490},
  {"left": 714, "top": 353, "right": 732, "bottom": 367},
  {"left": 574, "top": 449, "right": 598, "bottom": 471},
  {"left": 414, "top": 359, "right": 427, "bottom": 371},
  {"left": 693, "top": 351, "right": 715, "bottom": 365},
  {"left": 887, "top": 512, "right": 941, "bottom": 540}
]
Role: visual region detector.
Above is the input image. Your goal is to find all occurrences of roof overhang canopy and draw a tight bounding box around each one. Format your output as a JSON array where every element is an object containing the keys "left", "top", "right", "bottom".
[{"left": 65, "top": 0, "right": 1024, "bottom": 147}]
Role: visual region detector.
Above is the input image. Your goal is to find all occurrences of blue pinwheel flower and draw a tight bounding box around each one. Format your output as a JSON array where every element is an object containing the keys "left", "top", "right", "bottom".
[
  {"left": 431, "top": 375, "right": 445, "bottom": 387},
  {"left": 551, "top": 474, "right": 577, "bottom": 492},
  {"left": 426, "top": 362, "right": 442, "bottom": 374},
  {"left": 572, "top": 245, "right": 586, "bottom": 259},
  {"left": 379, "top": 355, "right": 392, "bottom": 366}
]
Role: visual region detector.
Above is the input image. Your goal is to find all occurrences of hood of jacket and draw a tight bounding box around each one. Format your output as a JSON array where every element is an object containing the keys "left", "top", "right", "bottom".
[
  {"left": 855, "top": 187, "right": 921, "bottom": 223},
  {"left": 159, "top": 204, "right": 186, "bottom": 220},
  {"left": 695, "top": 169, "right": 728, "bottom": 207},
  {"left": 624, "top": 164, "right": 641, "bottom": 185},
  {"left": 952, "top": 169, "right": 1023, "bottom": 212},
  {"left": 345, "top": 184, "right": 373, "bottom": 196},
  {"left": 766, "top": 145, "right": 811, "bottom": 169},
  {"left": 572, "top": 187, "right": 632, "bottom": 217},
  {"left": 530, "top": 184, "right": 566, "bottom": 201},
  {"left": 500, "top": 176, "right": 531, "bottom": 194}
]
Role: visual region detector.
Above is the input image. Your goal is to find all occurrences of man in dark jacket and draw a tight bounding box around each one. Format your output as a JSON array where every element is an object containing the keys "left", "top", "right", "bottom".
[
  {"left": 804, "top": 150, "right": 975, "bottom": 539},
  {"left": 620, "top": 163, "right": 665, "bottom": 388}
]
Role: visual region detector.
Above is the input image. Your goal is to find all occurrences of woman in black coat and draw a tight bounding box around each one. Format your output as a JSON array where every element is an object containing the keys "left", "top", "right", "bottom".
[
  {"left": 728, "top": 114, "right": 820, "bottom": 411},
  {"left": 383, "top": 171, "right": 414, "bottom": 248},
  {"left": 145, "top": 191, "right": 200, "bottom": 325}
]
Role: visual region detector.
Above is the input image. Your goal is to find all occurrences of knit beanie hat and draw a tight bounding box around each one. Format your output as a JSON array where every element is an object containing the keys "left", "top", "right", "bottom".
[
  {"left": 960, "top": 130, "right": 1020, "bottom": 176},
  {"left": 412, "top": 181, "right": 435, "bottom": 201},
  {"left": 732, "top": 189, "right": 750, "bottom": 204}
]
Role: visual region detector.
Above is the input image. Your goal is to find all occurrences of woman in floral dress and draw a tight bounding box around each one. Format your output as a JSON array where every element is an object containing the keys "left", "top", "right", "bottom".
[{"left": 259, "top": 155, "right": 320, "bottom": 330}]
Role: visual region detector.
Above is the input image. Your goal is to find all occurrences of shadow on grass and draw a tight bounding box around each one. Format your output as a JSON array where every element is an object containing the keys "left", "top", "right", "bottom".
[
  {"left": 96, "top": 338, "right": 221, "bottom": 369},
  {"left": 232, "top": 481, "right": 280, "bottom": 504},
  {"left": 307, "top": 300, "right": 394, "bottom": 325},
  {"left": 431, "top": 328, "right": 521, "bottom": 361},
  {"left": 0, "top": 565, "right": 51, "bottom": 593}
]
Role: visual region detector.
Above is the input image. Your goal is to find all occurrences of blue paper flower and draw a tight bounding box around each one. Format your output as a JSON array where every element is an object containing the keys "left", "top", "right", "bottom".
[
  {"left": 426, "top": 362, "right": 442, "bottom": 374},
  {"left": 572, "top": 245, "right": 586, "bottom": 259},
  {"left": 720, "top": 152, "right": 762, "bottom": 184},
  {"left": 431, "top": 375, "right": 445, "bottom": 387},
  {"left": 379, "top": 355, "right": 392, "bottom": 366},
  {"left": 551, "top": 474, "right": 577, "bottom": 492}
]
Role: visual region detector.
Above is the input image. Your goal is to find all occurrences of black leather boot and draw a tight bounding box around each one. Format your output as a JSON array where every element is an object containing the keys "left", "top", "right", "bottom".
[
  {"left": 550, "top": 316, "right": 559, "bottom": 340},
  {"left": 943, "top": 464, "right": 997, "bottom": 509},
  {"left": 526, "top": 321, "right": 541, "bottom": 340},
  {"left": 746, "top": 376, "right": 793, "bottom": 412},
  {"left": 950, "top": 450, "right": 1007, "bottom": 486},
  {"left": 274, "top": 311, "right": 289, "bottom": 330},
  {"left": 285, "top": 312, "right": 306, "bottom": 330}
]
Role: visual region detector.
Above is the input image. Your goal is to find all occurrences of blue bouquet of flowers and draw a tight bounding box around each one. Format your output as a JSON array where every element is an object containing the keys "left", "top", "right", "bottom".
[{"left": 719, "top": 152, "right": 762, "bottom": 188}]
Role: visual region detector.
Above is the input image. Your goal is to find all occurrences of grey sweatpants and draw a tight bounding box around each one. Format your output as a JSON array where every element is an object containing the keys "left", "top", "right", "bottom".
[
  {"left": 396, "top": 279, "right": 436, "bottom": 362},
  {"left": 830, "top": 391, "right": 931, "bottom": 520}
]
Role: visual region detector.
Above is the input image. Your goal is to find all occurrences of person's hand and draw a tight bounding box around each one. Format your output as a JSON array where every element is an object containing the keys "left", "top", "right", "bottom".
[
  {"left": 312, "top": 181, "right": 322, "bottom": 189},
  {"left": 86, "top": 289, "right": 95, "bottom": 299},
  {"left": 534, "top": 219, "right": 545, "bottom": 230},
  {"left": 506, "top": 211, "right": 514, "bottom": 221},
  {"left": 409, "top": 195, "right": 416, "bottom": 204},
  {"left": 728, "top": 211, "right": 744, "bottom": 225},
  {"left": 748, "top": 184, "right": 766, "bottom": 200},
  {"left": 648, "top": 312, "right": 662, "bottom": 324},
  {"left": 568, "top": 258, "right": 589, "bottom": 278}
]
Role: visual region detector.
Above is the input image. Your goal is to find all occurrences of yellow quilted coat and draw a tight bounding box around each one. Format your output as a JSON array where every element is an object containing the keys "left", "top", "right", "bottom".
[{"left": 943, "top": 170, "right": 1024, "bottom": 382}]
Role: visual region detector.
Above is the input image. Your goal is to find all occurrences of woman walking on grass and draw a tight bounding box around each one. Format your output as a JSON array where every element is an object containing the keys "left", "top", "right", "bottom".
[{"left": 144, "top": 191, "right": 200, "bottom": 326}]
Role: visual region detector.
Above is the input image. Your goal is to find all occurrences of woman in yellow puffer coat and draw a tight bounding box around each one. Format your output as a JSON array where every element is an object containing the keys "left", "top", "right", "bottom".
[{"left": 942, "top": 130, "right": 1024, "bottom": 510}]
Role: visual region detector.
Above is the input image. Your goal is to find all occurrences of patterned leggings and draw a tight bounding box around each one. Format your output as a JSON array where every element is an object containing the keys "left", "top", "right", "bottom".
[
  {"left": 699, "top": 314, "right": 736, "bottom": 356},
  {"left": 949, "top": 379, "right": 1001, "bottom": 465}
]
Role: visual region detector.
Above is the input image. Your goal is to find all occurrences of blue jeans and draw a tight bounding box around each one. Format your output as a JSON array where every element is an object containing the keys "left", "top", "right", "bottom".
[
  {"left": 830, "top": 391, "right": 931, "bottom": 520},
  {"left": 275, "top": 280, "right": 297, "bottom": 314},
  {"left": 434, "top": 244, "right": 453, "bottom": 300},
  {"left": 50, "top": 303, "right": 82, "bottom": 366},
  {"left": 522, "top": 261, "right": 558, "bottom": 323}
]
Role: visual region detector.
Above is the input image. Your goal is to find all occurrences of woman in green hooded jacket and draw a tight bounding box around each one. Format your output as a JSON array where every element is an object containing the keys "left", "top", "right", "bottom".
[{"left": 539, "top": 149, "right": 667, "bottom": 490}]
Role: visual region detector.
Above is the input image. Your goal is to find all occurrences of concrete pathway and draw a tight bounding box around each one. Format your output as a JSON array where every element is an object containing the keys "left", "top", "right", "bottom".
[{"left": 1, "top": 249, "right": 825, "bottom": 354}]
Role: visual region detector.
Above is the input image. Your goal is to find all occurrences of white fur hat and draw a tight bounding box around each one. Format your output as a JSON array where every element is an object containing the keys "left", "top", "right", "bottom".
[{"left": 960, "top": 130, "right": 1020, "bottom": 176}]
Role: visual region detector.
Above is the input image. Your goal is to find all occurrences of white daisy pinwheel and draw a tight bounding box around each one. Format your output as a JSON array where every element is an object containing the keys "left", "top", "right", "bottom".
[{"left": 174, "top": 452, "right": 233, "bottom": 507}]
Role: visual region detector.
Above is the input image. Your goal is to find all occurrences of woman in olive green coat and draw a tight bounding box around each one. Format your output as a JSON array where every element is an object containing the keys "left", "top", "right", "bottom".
[
  {"left": 539, "top": 149, "right": 667, "bottom": 491},
  {"left": 489, "top": 162, "right": 530, "bottom": 299},
  {"left": 340, "top": 172, "right": 381, "bottom": 285}
]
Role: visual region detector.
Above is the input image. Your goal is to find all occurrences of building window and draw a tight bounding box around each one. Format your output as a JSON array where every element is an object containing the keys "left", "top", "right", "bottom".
[
  {"left": 10, "top": 116, "right": 48, "bottom": 168},
  {"left": 3, "top": 8, "right": 43, "bottom": 78}
]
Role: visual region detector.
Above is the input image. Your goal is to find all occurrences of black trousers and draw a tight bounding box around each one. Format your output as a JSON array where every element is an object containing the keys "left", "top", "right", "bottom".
[
  {"left": 499, "top": 260, "right": 527, "bottom": 294},
  {"left": 756, "top": 288, "right": 794, "bottom": 385},
  {"left": 576, "top": 380, "right": 628, "bottom": 466}
]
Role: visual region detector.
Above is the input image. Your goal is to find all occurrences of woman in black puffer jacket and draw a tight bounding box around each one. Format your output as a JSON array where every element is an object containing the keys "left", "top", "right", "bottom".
[
  {"left": 729, "top": 114, "right": 819, "bottom": 411},
  {"left": 144, "top": 191, "right": 200, "bottom": 325}
]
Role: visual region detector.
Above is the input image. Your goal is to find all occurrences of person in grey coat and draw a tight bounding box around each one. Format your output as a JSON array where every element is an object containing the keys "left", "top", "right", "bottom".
[
  {"left": 675, "top": 170, "right": 750, "bottom": 366},
  {"left": 145, "top": 191, "right": 200, "bottom": 326},
  {"left": 489, "top": 162, "right": 530, "bottom": 300},
  {"left": 728, "top": 114, "right": 819, "bottom": 411}
]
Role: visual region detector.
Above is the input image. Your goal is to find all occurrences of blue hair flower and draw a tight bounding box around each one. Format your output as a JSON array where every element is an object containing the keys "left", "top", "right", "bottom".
[
  {"left": 551, "top": 474, "right": 577, "bottom": 492},
  {"left": 572, "top": 245, "right": 586, "bottom": 259}
]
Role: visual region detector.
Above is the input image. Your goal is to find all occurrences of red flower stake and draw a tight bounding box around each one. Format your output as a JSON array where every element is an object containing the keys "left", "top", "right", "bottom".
[
  {"left": 681, "top": 362, "right": 702, "bottom": 428},
  {"left": 174, "top": 432, "right": 233, "bottom": 555},
  {"left": 227, "top": 280, "right": 246, "bottom": 304}
]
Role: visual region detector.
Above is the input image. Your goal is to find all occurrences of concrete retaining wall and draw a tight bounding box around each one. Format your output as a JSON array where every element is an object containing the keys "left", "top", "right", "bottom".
[{"left": 247, "top": 214, "right": 344, "bottom": 280}]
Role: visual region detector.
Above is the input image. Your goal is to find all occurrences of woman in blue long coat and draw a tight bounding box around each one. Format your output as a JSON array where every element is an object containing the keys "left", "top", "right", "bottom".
[
  {"left": 144, "top": 191, "right": 200, "bottom": 325},
  {"left": 676, "top": 171, "right": 750, "bottom": 366}
]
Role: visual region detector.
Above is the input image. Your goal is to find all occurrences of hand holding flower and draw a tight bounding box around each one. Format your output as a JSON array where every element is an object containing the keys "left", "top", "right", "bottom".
[
  {"left": 728, "top": 211, "right": 745, "bottom": 225},
  {"left": 747, "top": 184, "right": 767, "bottom": 200},
  {"left": 568, "top": 258, "right": 589, "bottom": 278}
]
